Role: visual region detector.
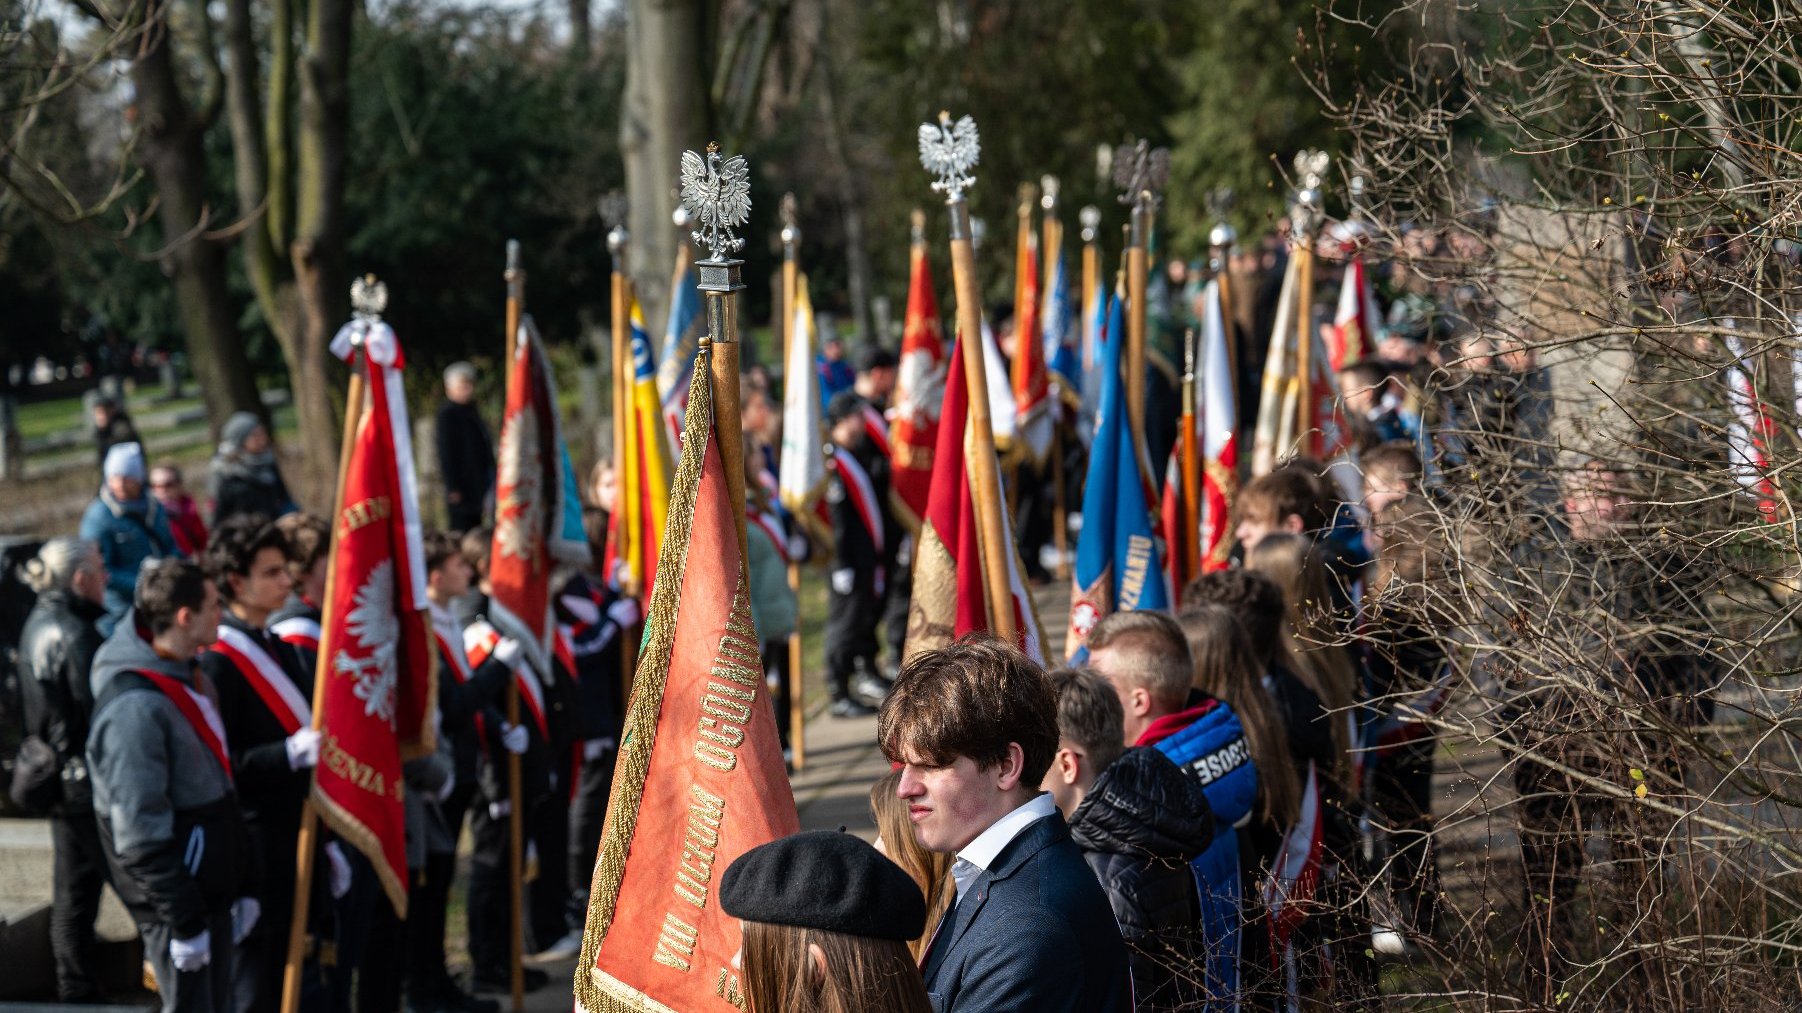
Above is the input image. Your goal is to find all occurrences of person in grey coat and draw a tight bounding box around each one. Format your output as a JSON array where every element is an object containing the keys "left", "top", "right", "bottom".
[{"left": 86, "top": 560, "right": 254, "bottom": 1013}]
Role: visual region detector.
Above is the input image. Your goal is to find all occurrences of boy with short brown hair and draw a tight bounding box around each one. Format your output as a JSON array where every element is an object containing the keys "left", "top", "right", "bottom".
[{"left": 877, "top": 636, "right": 1129, "bottom": 1013}]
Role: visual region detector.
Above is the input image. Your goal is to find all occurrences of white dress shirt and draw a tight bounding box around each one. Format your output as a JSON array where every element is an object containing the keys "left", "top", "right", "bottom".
[{"left": 948, "top": 792, "right": 1058, "bottom": 904}]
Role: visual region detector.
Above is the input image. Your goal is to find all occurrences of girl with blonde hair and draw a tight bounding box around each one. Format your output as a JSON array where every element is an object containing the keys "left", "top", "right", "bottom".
[{"left": 869, "top": 767, "right": 953, "bottom": 960}]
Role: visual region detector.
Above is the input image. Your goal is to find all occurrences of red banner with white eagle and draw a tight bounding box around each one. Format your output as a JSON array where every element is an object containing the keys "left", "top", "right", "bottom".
[
  {"left": 890, "top": 237, "right": 946, "bottom": 533},
  {"left": 317, "top": 316, "right": 435, "bottom": 916}
]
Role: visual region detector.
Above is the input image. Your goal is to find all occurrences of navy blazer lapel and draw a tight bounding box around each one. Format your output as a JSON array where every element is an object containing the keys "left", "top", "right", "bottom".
[
  {"left": 921, "top": 814, "right": 1067, "bottom": 987},
  {"left": 923, "top": 868, "right": 993, "bottom": 985}
]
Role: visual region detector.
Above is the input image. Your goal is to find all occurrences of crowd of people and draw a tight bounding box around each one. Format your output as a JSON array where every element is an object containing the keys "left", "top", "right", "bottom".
[{"left": 6, "top": 212, "right": 1715, "bottom": 1013}]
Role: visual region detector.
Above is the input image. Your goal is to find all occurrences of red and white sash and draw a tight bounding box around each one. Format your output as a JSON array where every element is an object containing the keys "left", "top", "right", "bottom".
[
  {"left": 860, "top": 403, "right": 892, "bottom": 458},
  {"left": 271, "top": 615, "right": 321, "bottom": 655},
  {"left": 465, "top": 619, "right": 548, "bottom": 739},
  {"left": 430, "top": 606, "right": 472, "bottom": 685},
  {"left": 831, "top": 450, "right": 884, "bottom": 558},
  {"left": 749, "top": 510, "right": 789, "bottom": 565},
  {"left": 212, "top": 625, "right": 311, "bottom": 735},
  {"left": 136, "top": 669, "right": 234, "bottom": 784}
]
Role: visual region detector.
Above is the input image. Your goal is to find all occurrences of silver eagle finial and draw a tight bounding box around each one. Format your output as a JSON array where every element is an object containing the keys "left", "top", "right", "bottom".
[
  {"left": 351, "top": 274, "right": 387, "bottom": 322},
  {"left": 678, "top": 142, "right": 752, "bottom": 263},
  {"left": 919, "top": 111, "right": 980, "bottom": 202},
  {"left": 1113, "top": 138, "right": 1170, "bottom": 210}
]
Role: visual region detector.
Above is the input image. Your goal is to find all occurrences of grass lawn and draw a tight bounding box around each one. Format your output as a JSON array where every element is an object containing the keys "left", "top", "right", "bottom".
[{"left": 13, "top": 388, "right": 205, "bottom": 442}]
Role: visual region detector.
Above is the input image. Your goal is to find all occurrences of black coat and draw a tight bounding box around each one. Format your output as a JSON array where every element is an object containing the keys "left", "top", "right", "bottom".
[
  {"left": 1068, "top": 748, "right": 1215, "bottom": 1013},
  {"left": 922, "top": 811, "right": 1132, "bottom": 1013},
  {"left": 436, "top": 400, "right": 496, "bottom": 504},
  {"left": 17, "top": 590, "right": 107, "bottom": 809}
]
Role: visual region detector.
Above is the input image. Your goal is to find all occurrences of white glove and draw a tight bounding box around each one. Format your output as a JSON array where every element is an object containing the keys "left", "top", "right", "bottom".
[
  {"left": 831, "top": 568, "right": 855, "bottom": 595},
  {"left": 285, "top": 728, "right": 321, "bottom": 770},
  {"left": 488, "top": 799, "right": 512, "bottom": 820},
  {"left": 434, "top": 769, "right": 456, "bottom": 803},
  {"left": 500, "top": 722, "right": 529, "bottom": 755},
  {"left": 491, "top": 637, "right": 523, "bottom": 669},
  {"left": 325, "top": 842, "right": 352, "bottom": 900},
  {"left": 170, "top": 930, "right": 211, "bottom": 972},
  {"left": 582, "top": 738, "right": 612, "bottom": 762},
  {"left": 231, "top": 897, "right": 261, "bottom": 944},
  {"left": 606, "top": 598, "right": 641, "bottom": 629}
]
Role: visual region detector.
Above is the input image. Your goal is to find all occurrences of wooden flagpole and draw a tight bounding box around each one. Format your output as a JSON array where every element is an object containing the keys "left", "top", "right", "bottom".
[
  {"left": 1180, "top": 327, "right": 1202, "bottom": 583},
  {"left": 1114, "top": 141, "right": 1168, "bottom": 483},
  {"left": 1289, "top": 152, "right": 1328, "bottom": 456},
  {"left": 606, "top": 218, "right": 638, "bottom": 716},
  {"left": 922, "top": 112, "right": 1014, "bottom": 643},
  {"left": 279, "top": 277, "right": 376, "bottom": 1013},
  {"left": 779, "top": 194, "right": 805, "bottom": 770},
  {"left": 1042, "top": 178, "right": 1068, "bottom": 581},
  {"left": 500, "top": 242, "right": 526, "bottom": 1013}
]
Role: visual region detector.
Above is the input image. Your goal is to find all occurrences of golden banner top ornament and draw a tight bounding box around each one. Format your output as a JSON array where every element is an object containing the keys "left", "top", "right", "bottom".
[
  {"left": 919, "top": 111, "right": 980, "bottom": 202},
  {"left": 679, "top": 142, "right": 751, "bottom": 264}
]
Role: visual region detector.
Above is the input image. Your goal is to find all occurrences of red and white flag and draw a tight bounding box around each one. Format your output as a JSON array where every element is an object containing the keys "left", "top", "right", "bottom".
[
  {"left": 1329, "top": 255, "right": 1379, "bottom": 372},
  {"left": 1726, "top": 329, "right": 1779, "bottom": 521},
  {"left": 890, "top": 235, "right": 947, "bottom": 533},
  {"left": 577, "top": 337, "right": 798, "bottom": 1013},
  {"left": 904, "top": 334, "right": 1046, "bottom": 664},
  {"left": 490, "top": 317, "right": 590, "bottom": 675},
  {"left": 1264, "top": 761, "right": 1323, "bottom": 1011},
  {"left": 1199, "top": 280, "right": 1238, "bottom": 571},
  {"left": 317, "top": 316, "right": 435, "bottom": 915}
]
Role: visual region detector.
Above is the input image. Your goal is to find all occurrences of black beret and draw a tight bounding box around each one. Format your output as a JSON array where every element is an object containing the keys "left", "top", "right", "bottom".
[{"left": 719, "top": 830, "right": 926, "bottom": 942}]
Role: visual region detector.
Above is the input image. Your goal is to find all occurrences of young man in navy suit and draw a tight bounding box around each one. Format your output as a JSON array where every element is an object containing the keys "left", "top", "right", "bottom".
[{"left": 876, "top": 636, "right": 1131, "bottom": 1013}]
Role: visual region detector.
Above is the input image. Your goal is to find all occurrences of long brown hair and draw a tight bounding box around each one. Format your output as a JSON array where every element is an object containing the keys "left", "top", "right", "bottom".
[
  {"left": 740, "top": 920, "right": 934, "bottom": 1013},
  {"left": 1180, "top": 603, "right": 1301, "bottom": 828},
  {"left": 1246, "top": 532, "right": 1357, "bottom": 780},
  {"left": 869, "top": 768, "right": 953, "bottom": 959}
]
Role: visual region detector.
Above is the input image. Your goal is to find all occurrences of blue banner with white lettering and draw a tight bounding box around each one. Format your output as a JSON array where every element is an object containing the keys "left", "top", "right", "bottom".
[{"left": 1065, "top": 294, "right": 1170, "bottom": 658}]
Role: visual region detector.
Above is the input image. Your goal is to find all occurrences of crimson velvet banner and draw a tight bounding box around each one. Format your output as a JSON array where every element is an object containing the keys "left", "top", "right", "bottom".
[{"left": 316, "top": 319, "right": 434, "bottom": 915}]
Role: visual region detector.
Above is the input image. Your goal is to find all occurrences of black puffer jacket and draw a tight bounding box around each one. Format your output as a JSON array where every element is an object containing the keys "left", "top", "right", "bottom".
[
  {"left": 17, "top": 590, "right": 107, "bottom": 810},
  {"left": 1068, "top": 747, "right": 1215, "bottom": 1012}
]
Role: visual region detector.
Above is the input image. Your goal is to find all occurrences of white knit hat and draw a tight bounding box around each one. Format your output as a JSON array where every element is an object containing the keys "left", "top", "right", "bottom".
[{"left": 103, "top": 441, "right": 146, "bottom": 483}]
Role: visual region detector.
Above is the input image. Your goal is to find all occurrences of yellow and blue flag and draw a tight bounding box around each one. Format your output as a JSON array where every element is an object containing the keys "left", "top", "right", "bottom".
[
  {"left": 620, "top": 297, "right": 676, "bottom": 599},
  {"left": 656, "top": 261, "right": 705, "bottom": 449}
]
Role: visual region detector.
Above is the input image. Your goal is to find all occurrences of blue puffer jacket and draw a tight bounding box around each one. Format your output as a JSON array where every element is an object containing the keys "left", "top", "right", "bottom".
[
  {"left": 1143, "top": 694, "right": 1258, "bottom": 1011},
  {"left": 79, "top": 489, "right": 179, "bottom": 633}
]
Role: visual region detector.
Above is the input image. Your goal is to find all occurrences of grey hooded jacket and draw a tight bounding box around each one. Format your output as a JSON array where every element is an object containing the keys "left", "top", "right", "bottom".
[{"left": 87, "top": 613, "right": 252, "bottom": 937}]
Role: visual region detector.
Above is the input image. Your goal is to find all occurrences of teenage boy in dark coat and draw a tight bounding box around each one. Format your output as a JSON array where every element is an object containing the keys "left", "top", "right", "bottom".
[
  {"left": 877, "top": 636, "right": 1131, "bottom": 1013},
  {"left": 1045, "top": 667, "right": 1213, "bottom": 1012}
]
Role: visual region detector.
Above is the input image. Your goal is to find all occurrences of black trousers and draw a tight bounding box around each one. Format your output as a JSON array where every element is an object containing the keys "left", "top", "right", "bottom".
[
  {"left": 1367, "top": 739, "right": 1440, "bottom": 936},
  {"left": 527, "top": 789, "right": 570, "bottom": 951},
  {"left": 357, "top": 871, "right": 408, "bottom": 1013},
  {"left": 880, "top": 542, "right": 911, "bottom": 675},
  {"left": 567, "top": 747, "right": 616, "bottom": 932},
  {"left": 141, "top": 910, "right": 235, "bottom": 1013},
  {"left": 761, "top": 642, "right": 792, "bottom": 751},
  {"left": 824, "top": 572, "right": 881, "bottom": 701},
  {"left": 50, "top": 805, "right": 112, "bottom": 1001},
  {"left": 466, "top": 801, "right": 511, "bottom": 975}
]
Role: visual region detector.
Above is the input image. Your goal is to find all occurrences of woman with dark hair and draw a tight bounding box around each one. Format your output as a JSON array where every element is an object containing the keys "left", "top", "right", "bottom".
[{"left": 721, "top": 830, "right": 932, "bottom": 1013}]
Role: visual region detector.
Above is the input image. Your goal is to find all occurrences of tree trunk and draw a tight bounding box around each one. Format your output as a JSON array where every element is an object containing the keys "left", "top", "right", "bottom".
[
  {"left": 813, "top": 16, "right": 871, "bottom": 343},
  {"left": 569, "top": 0, "right": 591, "bottom": 63},
  {"left": 223, "top": 0, "right": 300, "bottom": 351},
  {"left": 620, "top": 0, "right": 714, "bottom": 336},
  {"left": 288, "top": 0, "right": 352, "bottom": 512},
  {"left": 128, "top": 0, "right": 263, "bottom": 435}
]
